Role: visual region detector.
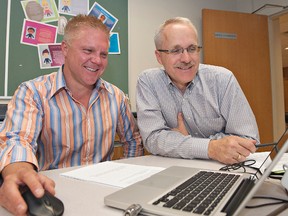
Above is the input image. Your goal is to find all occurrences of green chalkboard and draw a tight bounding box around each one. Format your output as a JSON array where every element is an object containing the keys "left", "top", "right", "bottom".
[{"left": 0, "top": 0, "right": 128, "bottom": 97}]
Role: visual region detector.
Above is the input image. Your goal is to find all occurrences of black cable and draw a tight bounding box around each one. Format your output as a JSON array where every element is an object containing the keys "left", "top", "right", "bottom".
[
  {"left": 246, "top": 201, "right": 285, "bottom": 208},
  {"left": 246, "top": 195, "right": 288, "bottom": 209},
  {"left": 219, "top": 159, "right": 260, "bottom": 178}
]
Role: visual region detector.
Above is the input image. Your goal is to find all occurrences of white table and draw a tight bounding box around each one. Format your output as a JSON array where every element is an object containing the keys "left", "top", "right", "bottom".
[{"left": 0, "top": 155, "right": 287, "bottom": 215}]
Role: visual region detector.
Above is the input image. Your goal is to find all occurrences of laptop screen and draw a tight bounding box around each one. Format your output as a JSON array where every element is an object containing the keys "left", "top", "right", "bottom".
[{"left": 253, "top": 128, "right": 288, "bottom": 180}]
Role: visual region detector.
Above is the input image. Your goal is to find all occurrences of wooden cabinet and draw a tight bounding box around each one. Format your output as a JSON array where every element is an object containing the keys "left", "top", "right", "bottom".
[
  {"left": 112, "top": 143, "right": 150, "bottom": 160},
  {"left": 112, "top": 143, "right": 124, "bottom": 160}
]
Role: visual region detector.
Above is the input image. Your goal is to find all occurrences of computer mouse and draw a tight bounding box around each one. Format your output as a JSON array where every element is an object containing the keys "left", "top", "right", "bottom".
[{"left": 21, "top": 186, "right": 64, "bottom": 216}]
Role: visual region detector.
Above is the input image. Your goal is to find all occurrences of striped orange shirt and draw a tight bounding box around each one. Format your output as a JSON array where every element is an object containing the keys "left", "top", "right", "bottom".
[{"left": 0, "top": 68, "right": 143, "bottom": 171}]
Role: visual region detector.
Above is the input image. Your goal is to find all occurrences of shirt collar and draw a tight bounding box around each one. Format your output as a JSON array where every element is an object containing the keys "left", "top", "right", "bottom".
[
  {"left": 49, "top": 66, "right": 66, "bottom": 99},
  {"left": 94, "top": 77, "right": 111, "bottom": 93}
]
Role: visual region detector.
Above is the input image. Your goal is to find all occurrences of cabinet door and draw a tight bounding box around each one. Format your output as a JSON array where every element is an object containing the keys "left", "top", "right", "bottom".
[{"left": 202, "top": 9, "right": 273, "bottom": 143}]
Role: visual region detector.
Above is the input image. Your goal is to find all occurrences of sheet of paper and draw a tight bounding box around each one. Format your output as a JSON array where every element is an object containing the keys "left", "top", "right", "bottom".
[
  {"left": 61, "top": 161, "right": 165, "bottom": 188},
  {"left": 248, "top": 152, "right": 288, "bottom": 174},
  {"left": 247, "top": 152, "right": 271, "bottom": 174}
]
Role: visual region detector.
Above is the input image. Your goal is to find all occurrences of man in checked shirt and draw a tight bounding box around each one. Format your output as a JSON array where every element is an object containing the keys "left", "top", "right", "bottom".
[{"left": 136, "top": 17, "right": 259, "bottom": 166}]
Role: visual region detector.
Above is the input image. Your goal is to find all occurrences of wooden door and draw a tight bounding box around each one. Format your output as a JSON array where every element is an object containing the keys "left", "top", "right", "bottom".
[{"left": 202, "top": 9, "right": 273, "bottom": 143}]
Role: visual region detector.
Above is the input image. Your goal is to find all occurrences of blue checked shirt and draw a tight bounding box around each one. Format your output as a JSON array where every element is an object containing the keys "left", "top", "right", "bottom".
[{"left": 136, "top": 64, "right": 259, "bottom": 159}]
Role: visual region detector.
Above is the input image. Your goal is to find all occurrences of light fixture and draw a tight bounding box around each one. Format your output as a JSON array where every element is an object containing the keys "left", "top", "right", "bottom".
[{"left": 252, "top": 4, "right": 287, "bottom": 14}]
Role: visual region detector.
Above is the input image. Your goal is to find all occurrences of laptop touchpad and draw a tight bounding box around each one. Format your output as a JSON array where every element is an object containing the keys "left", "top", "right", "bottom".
[{"left": 139, "top": 174, "right": 182, "bottom": 189}]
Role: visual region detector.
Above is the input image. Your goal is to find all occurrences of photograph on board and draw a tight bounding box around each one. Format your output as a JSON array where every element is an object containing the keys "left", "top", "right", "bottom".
[
  {"left": 21, "top": 19, "right": 58, "bottom": 47},
  {"left": 38, "top": 43, "right": 64, "bottom": 69},
  {"left": 21, "top": 0, "right": 59, "bottom": 23},
  {"left": 58, "top": 0, "right": 89, "bottom": 16},
  {"left": 89, "top": 2, "right": 118, "bottom": 32},
  {"left": 109, "top": 32, "right": 120, "bottom": 54}
]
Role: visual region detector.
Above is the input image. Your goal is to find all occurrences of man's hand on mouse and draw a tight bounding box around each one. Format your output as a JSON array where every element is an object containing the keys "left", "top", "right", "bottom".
[
  {"left": 208, "top": 136, "right": 257, "bottom": 165},
  {"left": 0, "top": 162, "right": 55, "bottom": 216}
]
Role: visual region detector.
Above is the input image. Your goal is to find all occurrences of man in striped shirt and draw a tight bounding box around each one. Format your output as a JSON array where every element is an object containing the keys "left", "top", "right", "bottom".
[
  {"left": 0, "top": 15, "right": 143, "bottom": 215},
  {"left": 136, "top": 17, "right": 259, "bottom": 166}
]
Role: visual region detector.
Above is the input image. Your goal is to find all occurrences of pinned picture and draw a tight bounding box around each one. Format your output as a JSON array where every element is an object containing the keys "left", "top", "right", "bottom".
[
  {"left": 38, "top": 43, "right": 64, "bottom": 69},
  {"left": 21, "top": 0, "right": 59, "bottom": 23},
  {"left": 89, "top": 2, "right": 118, "bottom": 32},
  {"left": 58, "top": 0, "right": 89, "bottom": 16},
  {"left": 21, "top": 0, "right": 44, "bottom": 22},
  {"left": 21, "top": 19, "right": 57, "bottom": 46},
  {"left": 109, "top": 32, "right": 120, "bottom": 54}
]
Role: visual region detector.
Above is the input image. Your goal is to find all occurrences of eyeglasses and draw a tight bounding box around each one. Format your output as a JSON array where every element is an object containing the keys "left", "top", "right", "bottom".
[
  {"left": 157, "top": 44, "right": 202, "bottom": 55},
  {"left": 219, "top": 159, "right": 257, "bottom": 174}
]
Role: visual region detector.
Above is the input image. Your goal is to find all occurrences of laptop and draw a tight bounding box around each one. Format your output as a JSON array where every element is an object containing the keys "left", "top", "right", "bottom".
[{"left": 104, "top": 130, "right": 288, "bottom": 216}]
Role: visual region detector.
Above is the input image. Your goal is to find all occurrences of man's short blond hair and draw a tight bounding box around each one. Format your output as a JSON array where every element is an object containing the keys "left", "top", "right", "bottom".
[{"left": 63, "top": 14, "right": 110, "bottom": 45}]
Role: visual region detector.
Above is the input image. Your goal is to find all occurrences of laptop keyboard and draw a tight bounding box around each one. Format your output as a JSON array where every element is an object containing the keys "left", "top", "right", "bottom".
[{"left": 152, "top": 171, "right": 240, "bottom": 215}]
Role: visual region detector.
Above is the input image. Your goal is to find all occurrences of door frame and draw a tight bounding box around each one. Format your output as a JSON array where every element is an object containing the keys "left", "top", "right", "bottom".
[{"left": 269, "top": 11, "right": 287, "bottom": 140}]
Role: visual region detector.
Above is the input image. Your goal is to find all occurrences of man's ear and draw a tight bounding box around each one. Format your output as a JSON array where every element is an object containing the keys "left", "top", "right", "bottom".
[
  {"left": 61, "top": 41, "right": 68, "bottom": 56},
  {"left": 155, "top": 50, "right": 163, "bottom": 65}
]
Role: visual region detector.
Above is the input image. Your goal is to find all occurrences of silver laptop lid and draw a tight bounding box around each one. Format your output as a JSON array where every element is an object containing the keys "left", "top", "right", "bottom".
[{"left": 233, "top": 129, "right": 288, "bottom": 215}]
